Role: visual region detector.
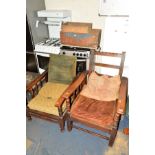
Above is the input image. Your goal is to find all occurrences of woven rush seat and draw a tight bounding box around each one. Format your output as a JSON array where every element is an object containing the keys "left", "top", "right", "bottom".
[{"left": 28, "top": 82, "right": 68, "bottom": 116}]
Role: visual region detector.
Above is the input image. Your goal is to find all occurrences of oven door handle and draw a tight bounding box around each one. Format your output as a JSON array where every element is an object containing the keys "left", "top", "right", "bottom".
[{"left": 76, "top": 59, "right": 87, "bottom": 62}]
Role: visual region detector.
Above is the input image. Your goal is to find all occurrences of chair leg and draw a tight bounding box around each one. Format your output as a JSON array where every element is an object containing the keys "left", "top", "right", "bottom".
[
  {"left": 26, "top": 114, "right": 32, "bottom": 121},
  {"left": 59, "top": 119, "right": 65, "bottom": 132},
  {"left": 67, "top": 118, "right": 73, "bottom": 132},
  {"left": 26, "top": 110, "right": 32, "bottom": 120},
  {"left": 109, "top": 129, "right": 117, "bottom": 147}
]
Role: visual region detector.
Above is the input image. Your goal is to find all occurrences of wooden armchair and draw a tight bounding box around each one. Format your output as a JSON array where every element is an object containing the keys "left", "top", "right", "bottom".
[
  {"left": 26, "top": 54, "right": 77, "bottom": 131},
  {"left": 63, "top": 51, "right": 128, "bottom": 146}
]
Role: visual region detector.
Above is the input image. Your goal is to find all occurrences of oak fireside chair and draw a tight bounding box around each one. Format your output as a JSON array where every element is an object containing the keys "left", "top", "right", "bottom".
[
  {"left": 26, "top": 54, "right": 77, "bottom": 131},
  {"left": 63, "top": 51, "right": 128, "bottom": 146}
]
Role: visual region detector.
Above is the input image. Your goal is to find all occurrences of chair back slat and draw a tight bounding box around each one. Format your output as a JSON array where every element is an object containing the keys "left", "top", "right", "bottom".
[
  {"left": 93, "top": 51, "right": 126, "bottom": 78},
  {"left": 95, "top": 63, "right": 120, "bottom": 69},
  {"left": 95, "top": 51, "right": 123, "bottom": 57}
]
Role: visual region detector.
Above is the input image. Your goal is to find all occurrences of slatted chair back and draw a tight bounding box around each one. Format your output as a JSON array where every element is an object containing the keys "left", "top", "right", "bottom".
[{"left": 91, "top": 51, "right": 126, "bottom": 78}]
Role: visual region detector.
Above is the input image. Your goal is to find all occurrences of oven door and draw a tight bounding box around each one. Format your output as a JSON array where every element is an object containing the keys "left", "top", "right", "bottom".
[
  {"left": 36, "top": 52, "right": 50, "bottom": 73},
  {"left": 76, "top": 58, "right": 87, "bottom": 74},
  {"left": 26, "top": 52, "right": 39, "bottom": 73}
]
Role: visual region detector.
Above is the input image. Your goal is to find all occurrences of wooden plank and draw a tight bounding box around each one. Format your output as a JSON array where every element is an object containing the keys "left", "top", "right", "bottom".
[
  {"left": 73, "top": 125, "right": 110, "bottom": 140},
  {"left": 95, "top": 63, "right": 120, "bottom": 69},
  {"left": 95, "top": 51, "right": 123, "bottom": 57}
]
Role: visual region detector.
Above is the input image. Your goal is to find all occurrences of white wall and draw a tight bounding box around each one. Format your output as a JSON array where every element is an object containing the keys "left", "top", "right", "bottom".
[
  {"left": 45, "top": 0, "right": 106, "bottom": 49},
  {"left": 45, "top": 0, "right": 129, "bottom": 76}
]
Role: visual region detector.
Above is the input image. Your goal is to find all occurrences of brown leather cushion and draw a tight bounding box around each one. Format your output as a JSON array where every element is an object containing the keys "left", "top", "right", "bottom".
[
  {"left": 71, "top": 95, "right": 116, "bottom": 129},
  {"left": 80, "top": 72, "right": 121, "bottom": 101}
]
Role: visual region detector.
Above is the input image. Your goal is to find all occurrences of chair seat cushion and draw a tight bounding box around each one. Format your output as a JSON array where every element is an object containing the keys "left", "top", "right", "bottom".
[
  {"left": 28, "top": 82, "right": 68, "bottom": 116},
  {"left": 80, "top": 72, "right": 121, "bottom": 101},
  {"left": 71, "top": 95, "right": 116, "bottom": 129}
]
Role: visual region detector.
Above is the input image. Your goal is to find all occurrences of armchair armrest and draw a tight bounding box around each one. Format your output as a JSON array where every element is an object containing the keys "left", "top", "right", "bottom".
[
  {"left": 116, "top": 77, "right": 128, "bottom": 115},
  {"left": 55, "top": 72, "right": 87, "bottom": 109},
  {"left": 26, "top": 70, "right": 48, "bottom": 100},
  {"left": 26, "top": 70, "right": 48, "bottom": 91},
  {"left": 63, "top": 71, "right": 88, "bottom": 99}
]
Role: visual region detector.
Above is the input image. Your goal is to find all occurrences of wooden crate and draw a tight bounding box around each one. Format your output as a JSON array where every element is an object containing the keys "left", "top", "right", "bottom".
[
  {"left": 60, "top": 29, "right": 101, "bottom": 50},
  {"left": 61, "top": 22, "right": 92, "bottom": 33}
]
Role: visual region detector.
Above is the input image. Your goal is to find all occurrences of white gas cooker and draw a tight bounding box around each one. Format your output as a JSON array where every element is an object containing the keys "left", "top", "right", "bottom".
[{"left": 35, "top": 38, "right": 61, "bottom": 54}]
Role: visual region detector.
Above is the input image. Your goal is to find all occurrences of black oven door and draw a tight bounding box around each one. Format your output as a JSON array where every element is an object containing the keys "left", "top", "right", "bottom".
[
  {"left": 37, "top": 55, "right": 50, "bottom": 70},
  {"left": 26, "top": 53, "right": 38, "bottom": 73},
  {"left": 76, "top": 58, "right": 86, "bottom": 74}
]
